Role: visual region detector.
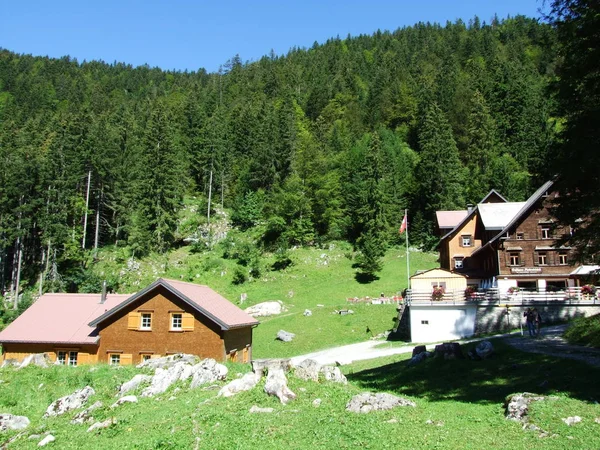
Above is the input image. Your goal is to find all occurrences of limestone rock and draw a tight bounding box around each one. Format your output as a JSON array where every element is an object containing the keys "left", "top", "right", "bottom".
[
  {"left": 244, "top": 301, "right": 286, "bottom": 318},
  {"left": 118, "top": 374, "right": 152, "bottom": 396},
  {"left": 218, "top": 372, "right": 261, "bottom": 397},
  {"left": 504, "top": 393, "right": 546, "bottom": 422},
  {"left": 111, "top": 395, "right": 138, "bottom": 408},
  {"left": 303, "top": 309, "right": 312, "bottom": 317},
  {"left": 294, "top": 359, "right": 321, "bottom": 381},
  {"left": 45, "top": 386, "right": 95, "bottom": 417},
  {"left": 190, "top": 359, "right": 228, "bottom": 389},
  {"left": 346, "top": 393, "right": 416, "bottom": 413},
  {"left": 321, "top": 366, "right": 347, "bottom": 384},
  {"left": 18, "top": 353, "right": 51, "bottom": 369},
  {"left": 38, "top": 435, "right": 55, "bottom": 446},
  {"left": 87, "top": 418, "right": 116, "bottom": 433},
  {"left": 312, "top": 398, "right": 322, "bottom": 407},
  {"left": 70, "top": 401, "right": 103, "bottom": 424},
  {"left": 0, "top": 413, "right": 30, "bottom": 431},
  {"left": 0, "top": 359, "right": 19, "bottom": 368},
  {"left": 141, "top": 362, "right": 190, "bottom": 397},
  {"left": 252, "top": 359, "right": 292, "bottom": 377},
  {"left": 249, "top": 405, "right": 274, "bottom": 413},
  {"left": 475, "top": 341, "right": 494, "bottom": 359},
  {"left": 276, "top": 330, "right": 296, "bottom": 342},
  {"left": 562, "top": 416, "right": 582, "bottom": 426},
  {"left": 264, "top": 368, "right": 296, "bottom": 404},
  {"left": 136, "top": 353, "right": 199, "bottom": 370}
]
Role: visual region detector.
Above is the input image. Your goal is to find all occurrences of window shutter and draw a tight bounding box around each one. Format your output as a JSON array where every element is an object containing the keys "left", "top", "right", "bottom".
[
  {"left": 121, "top": 354, "right": 133, "bottom": 365},
  {"left": 182, "top": 313, "right": 195, "bottom": 331},
  {"left": 127, "top": 312, "right": 141, "bottom": 330}
]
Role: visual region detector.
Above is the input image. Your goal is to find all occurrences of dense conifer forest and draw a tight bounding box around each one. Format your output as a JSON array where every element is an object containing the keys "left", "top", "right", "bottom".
[{"left": 0, "top": 15, "right": 558, "bottom": 298}]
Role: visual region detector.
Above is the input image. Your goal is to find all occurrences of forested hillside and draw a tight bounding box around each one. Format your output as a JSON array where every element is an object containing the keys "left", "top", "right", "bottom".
[{"left": 0, "top": 16, "right": 557, "bottom": 299}]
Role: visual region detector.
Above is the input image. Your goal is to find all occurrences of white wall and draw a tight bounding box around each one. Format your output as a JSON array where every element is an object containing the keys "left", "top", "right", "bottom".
[{"left": 410, "top": 305, "right": 477, "bottom": 343}]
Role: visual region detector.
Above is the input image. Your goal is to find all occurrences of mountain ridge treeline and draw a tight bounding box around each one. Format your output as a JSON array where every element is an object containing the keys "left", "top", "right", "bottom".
[{"left": 0, "top": 15, "right": 557, "bottom": 296}]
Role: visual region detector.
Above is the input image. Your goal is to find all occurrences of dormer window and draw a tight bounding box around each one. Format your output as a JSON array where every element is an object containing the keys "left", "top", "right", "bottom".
[
  {"left": 541, "top": 227, "right": 550, "bottom": 239},
  {"left": 461, "top": 235, "right": 472, "bottom": 247}
]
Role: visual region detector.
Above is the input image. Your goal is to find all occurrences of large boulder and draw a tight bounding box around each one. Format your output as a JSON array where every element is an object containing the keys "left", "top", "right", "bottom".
[
  {"left": 504, "top": 393, "right": 546, "bottom": 422},
  {"left": 45, "top": 386, "right": 95, "bottom": 417},
  {"left": 252, "top": 359, "right": 292, "bottom": 378},
  {"left": 189, "top": 359, "right": 228, "bottom": 389},
  {"left": 264, "top": 368, "right": 296, "bottom": 404},
  {"left": 321, "top": 366, "right": 347, "bottom": 384},
  {"left": 346, "top": 393, "right": 416, "bottom": 413},
  {"left": 110, "top": 395, "right": 138, "bottom": 408},
  {"left": 17, "top": 353, "right": 51, "bottom": 369},
  {"left": 244, "top": 301, "right": 286, "bottom": 318},
  {"left": 276, "top": 330, "right": 296, "bottom": 342},
  {"left": 218, "top": 372, "right": 261, "bottom": 397},
  {"left": 475, "top": 341, "right": 494, "bottom": 359},
  {"left": 136, "top": 353, "right": 198, "bottom": 370},
  {"left": 434, "top": 342, "right": 464, "bottom": 360},
  {"left": 118, "top": 374, "right": 152, "bottom": 396},
  {"left": 0, "top": 413, "right": 30, "bottom": 431},
  {"left": 141, "top": 362, "right": 190, "bottom": 397},
  {"left": 294, "top": 359, "right": 321, "bottom": 382}
]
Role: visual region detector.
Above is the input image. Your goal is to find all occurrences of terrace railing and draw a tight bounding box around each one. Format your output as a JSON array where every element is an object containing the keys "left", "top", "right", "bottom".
[{"left": 406, "top": 286, "right": 599, "bottom": 306}]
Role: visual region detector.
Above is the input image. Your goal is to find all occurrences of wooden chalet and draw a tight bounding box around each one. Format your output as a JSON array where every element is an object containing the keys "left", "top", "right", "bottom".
[
  {"left": 437, "top": 181, "right": 585, "bottom": 292},
  {"left": 0, "top": 279, "right": 259, "bottom": 366}
]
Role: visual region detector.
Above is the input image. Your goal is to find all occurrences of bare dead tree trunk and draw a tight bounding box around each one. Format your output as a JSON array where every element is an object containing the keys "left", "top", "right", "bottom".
[
  {"left": 82, "top": 170, "right": 91, "bottom": 249},
  {"left": 94, "top": 185, "right": 103, "bottom": 254}
]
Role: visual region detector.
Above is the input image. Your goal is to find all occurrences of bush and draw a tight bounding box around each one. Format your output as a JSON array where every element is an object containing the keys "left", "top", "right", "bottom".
[
  {"left": 564, "top": 313, "right": 600, "bottom": 348},
  {"left": 232, "top": 266, "right": 247, "bottom": 285}
]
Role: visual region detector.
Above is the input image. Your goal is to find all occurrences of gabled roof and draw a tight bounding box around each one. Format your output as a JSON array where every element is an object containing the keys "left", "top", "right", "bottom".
[
  {"left": 436, "top": 210, "right": 468, "bottom": 229},
  {"left": 89, "top": 278, "right": 258, "bottom": 331},
  {"left": 0, "top": 293, "right": 130, "bottom": 345},
  {"left": 478, "top": 202, "right": 527, "bottom": 230},
  {"left": 480, "top": 189, "right": 508, "bottom": 203},
  {"left": 471, "top": 180, "right": 555, "bottom": 257}
]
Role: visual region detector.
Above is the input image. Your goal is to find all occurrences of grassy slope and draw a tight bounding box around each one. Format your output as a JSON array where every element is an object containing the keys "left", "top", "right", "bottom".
[
  {"left": 564, "top": 313, "right": 600, "bottom": 348},
  {"left": 92, "top": 244, "right": 438, "bottom": 358},
  {"left": 2, "top": 340, "right": 600, "bottom": 449}
]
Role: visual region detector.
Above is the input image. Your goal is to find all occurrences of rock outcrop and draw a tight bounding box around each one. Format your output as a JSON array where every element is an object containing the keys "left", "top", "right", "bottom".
[
  {"left": 0, "top": 413, "right": 30, "bottom": 431},
  {"left": 346, "top": 393, "right": 416, "bottom": 413},
  {"left": 45, "top": 386, "right": 95, "bottom": 417},
  {"left": 244, "top": 301, "right": 286, "bottom": 318},
  {"left": 218, "top": 372, "right": 261, "bottom": 398},
  {"left": 264, "top": 368, "right": 296, "bottom": 404}
]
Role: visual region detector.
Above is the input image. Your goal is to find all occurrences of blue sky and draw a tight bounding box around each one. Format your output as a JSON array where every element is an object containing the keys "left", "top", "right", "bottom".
[{"left": 2, "top": 1, "right": 545, "bottom": 73}]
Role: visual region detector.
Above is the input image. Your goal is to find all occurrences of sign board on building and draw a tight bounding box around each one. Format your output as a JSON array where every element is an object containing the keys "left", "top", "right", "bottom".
[{"left": 511, "top": 267, "right": 542, "bottom": 274}]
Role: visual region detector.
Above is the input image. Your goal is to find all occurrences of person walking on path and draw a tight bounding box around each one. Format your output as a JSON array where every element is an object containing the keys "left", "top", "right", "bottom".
[{"left": 524, "top": 308, "right": 536, "bottom": 337}]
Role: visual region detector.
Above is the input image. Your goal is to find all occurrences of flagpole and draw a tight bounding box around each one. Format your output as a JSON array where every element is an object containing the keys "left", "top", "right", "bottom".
[{"left": 405, "top": 209, "right": 410, "bottom": 289}]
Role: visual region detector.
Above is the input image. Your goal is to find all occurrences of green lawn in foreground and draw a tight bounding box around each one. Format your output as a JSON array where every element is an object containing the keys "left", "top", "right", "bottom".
[
  {"left": 2, "top": 341, "right": 599, "bottom": 449},
  {"left": 92, "top": 244, "right": 438, "bottom": 358}
]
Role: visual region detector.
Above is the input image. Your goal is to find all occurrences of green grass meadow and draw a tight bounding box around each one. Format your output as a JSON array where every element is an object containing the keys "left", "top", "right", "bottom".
[
  {"left": 2, "top": 340, "right": 600, "bottom": 449},
  {"left": 91, "top": 244, "right": 438, "bottom": 358}
]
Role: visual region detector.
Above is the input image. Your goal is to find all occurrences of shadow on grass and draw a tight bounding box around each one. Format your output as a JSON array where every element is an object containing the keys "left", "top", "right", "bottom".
[
  {"left": 354, "top": 272, "right": 380, "bottom": 283},
  {"left": 346, "top": 340, "right": 600, "bottom": 404}
]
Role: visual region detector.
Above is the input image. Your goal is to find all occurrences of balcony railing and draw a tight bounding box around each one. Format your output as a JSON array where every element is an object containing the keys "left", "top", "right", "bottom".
[{"left": 406, "top": 286, "right": 599, "bottom": 305}]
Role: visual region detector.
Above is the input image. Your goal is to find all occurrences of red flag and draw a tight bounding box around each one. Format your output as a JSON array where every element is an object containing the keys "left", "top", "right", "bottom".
[{"left": 399, "top": 213, "right": 407, "bottom": 234}]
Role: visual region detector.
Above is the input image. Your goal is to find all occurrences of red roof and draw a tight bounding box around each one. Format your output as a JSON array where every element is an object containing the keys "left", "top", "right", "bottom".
[
  {"left": 436, "top": 210, "right": 468, "bottom": 229},
  {"left": 0, "top": 279, "right": 258, "bottom": 346},
  {"left": 0, "top": 293, "right": 130, "bottom": 345},
  {"left": 89, "top": 278, "right": 259, "bottom": 330}
]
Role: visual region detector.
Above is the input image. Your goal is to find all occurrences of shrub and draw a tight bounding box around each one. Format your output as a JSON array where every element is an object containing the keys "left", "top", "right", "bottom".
[
  {"left": 232, "top": 266, "right": 247, "bottom": 285},
  {"left": 432, "top": 286, "right": 445, "bottom": 301}
]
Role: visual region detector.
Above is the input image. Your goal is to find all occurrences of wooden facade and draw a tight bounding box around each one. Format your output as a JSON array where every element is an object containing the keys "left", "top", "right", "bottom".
[{"left": 0, "top": 279, "right": 258, "bottom": 365}]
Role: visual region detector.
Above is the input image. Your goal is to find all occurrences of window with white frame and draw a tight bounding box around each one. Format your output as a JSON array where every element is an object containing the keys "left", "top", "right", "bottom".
[
  {"left": 171, "top": 313, "right": 183, "bottom": 330},
  {"left": 516, "top": 232, "right": 524, "bottom": 240},
  {"left": 559, "top": 252, "right": 568, "bottom": 265},
  {"left": 140, "top": 313, "right": 152, "bottom": 330},
  {"left": 57, "top": 351, "right": 67, "bottom": 365},
  {"left": 537, "top": 252, "right": 547, "bottom": 266},
  {"left": 461, "top": 235, "right": 472, "bottom": 247},
  {"left": 110, "top": 354, "right": 121, "bottom": 365},
  {"left": 454, "top": 257, "right": 464, "bottom": 269},
  {"left": 68, "top": 351, "right": 78, "bottom": 366},
  {"left": 509, "top": 252, "right": 520, "bottom": 266},
  {"left": 541, "top": 227, "right": 550, "bottom": 239}
]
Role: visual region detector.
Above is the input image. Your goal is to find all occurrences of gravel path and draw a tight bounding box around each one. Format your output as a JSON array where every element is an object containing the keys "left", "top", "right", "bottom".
[
  {"left": 290, "top": 323, "right": 600, "bottom": 368},
  {"left": 503, "top": 324, "right": 600, "bottom": 368}
]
